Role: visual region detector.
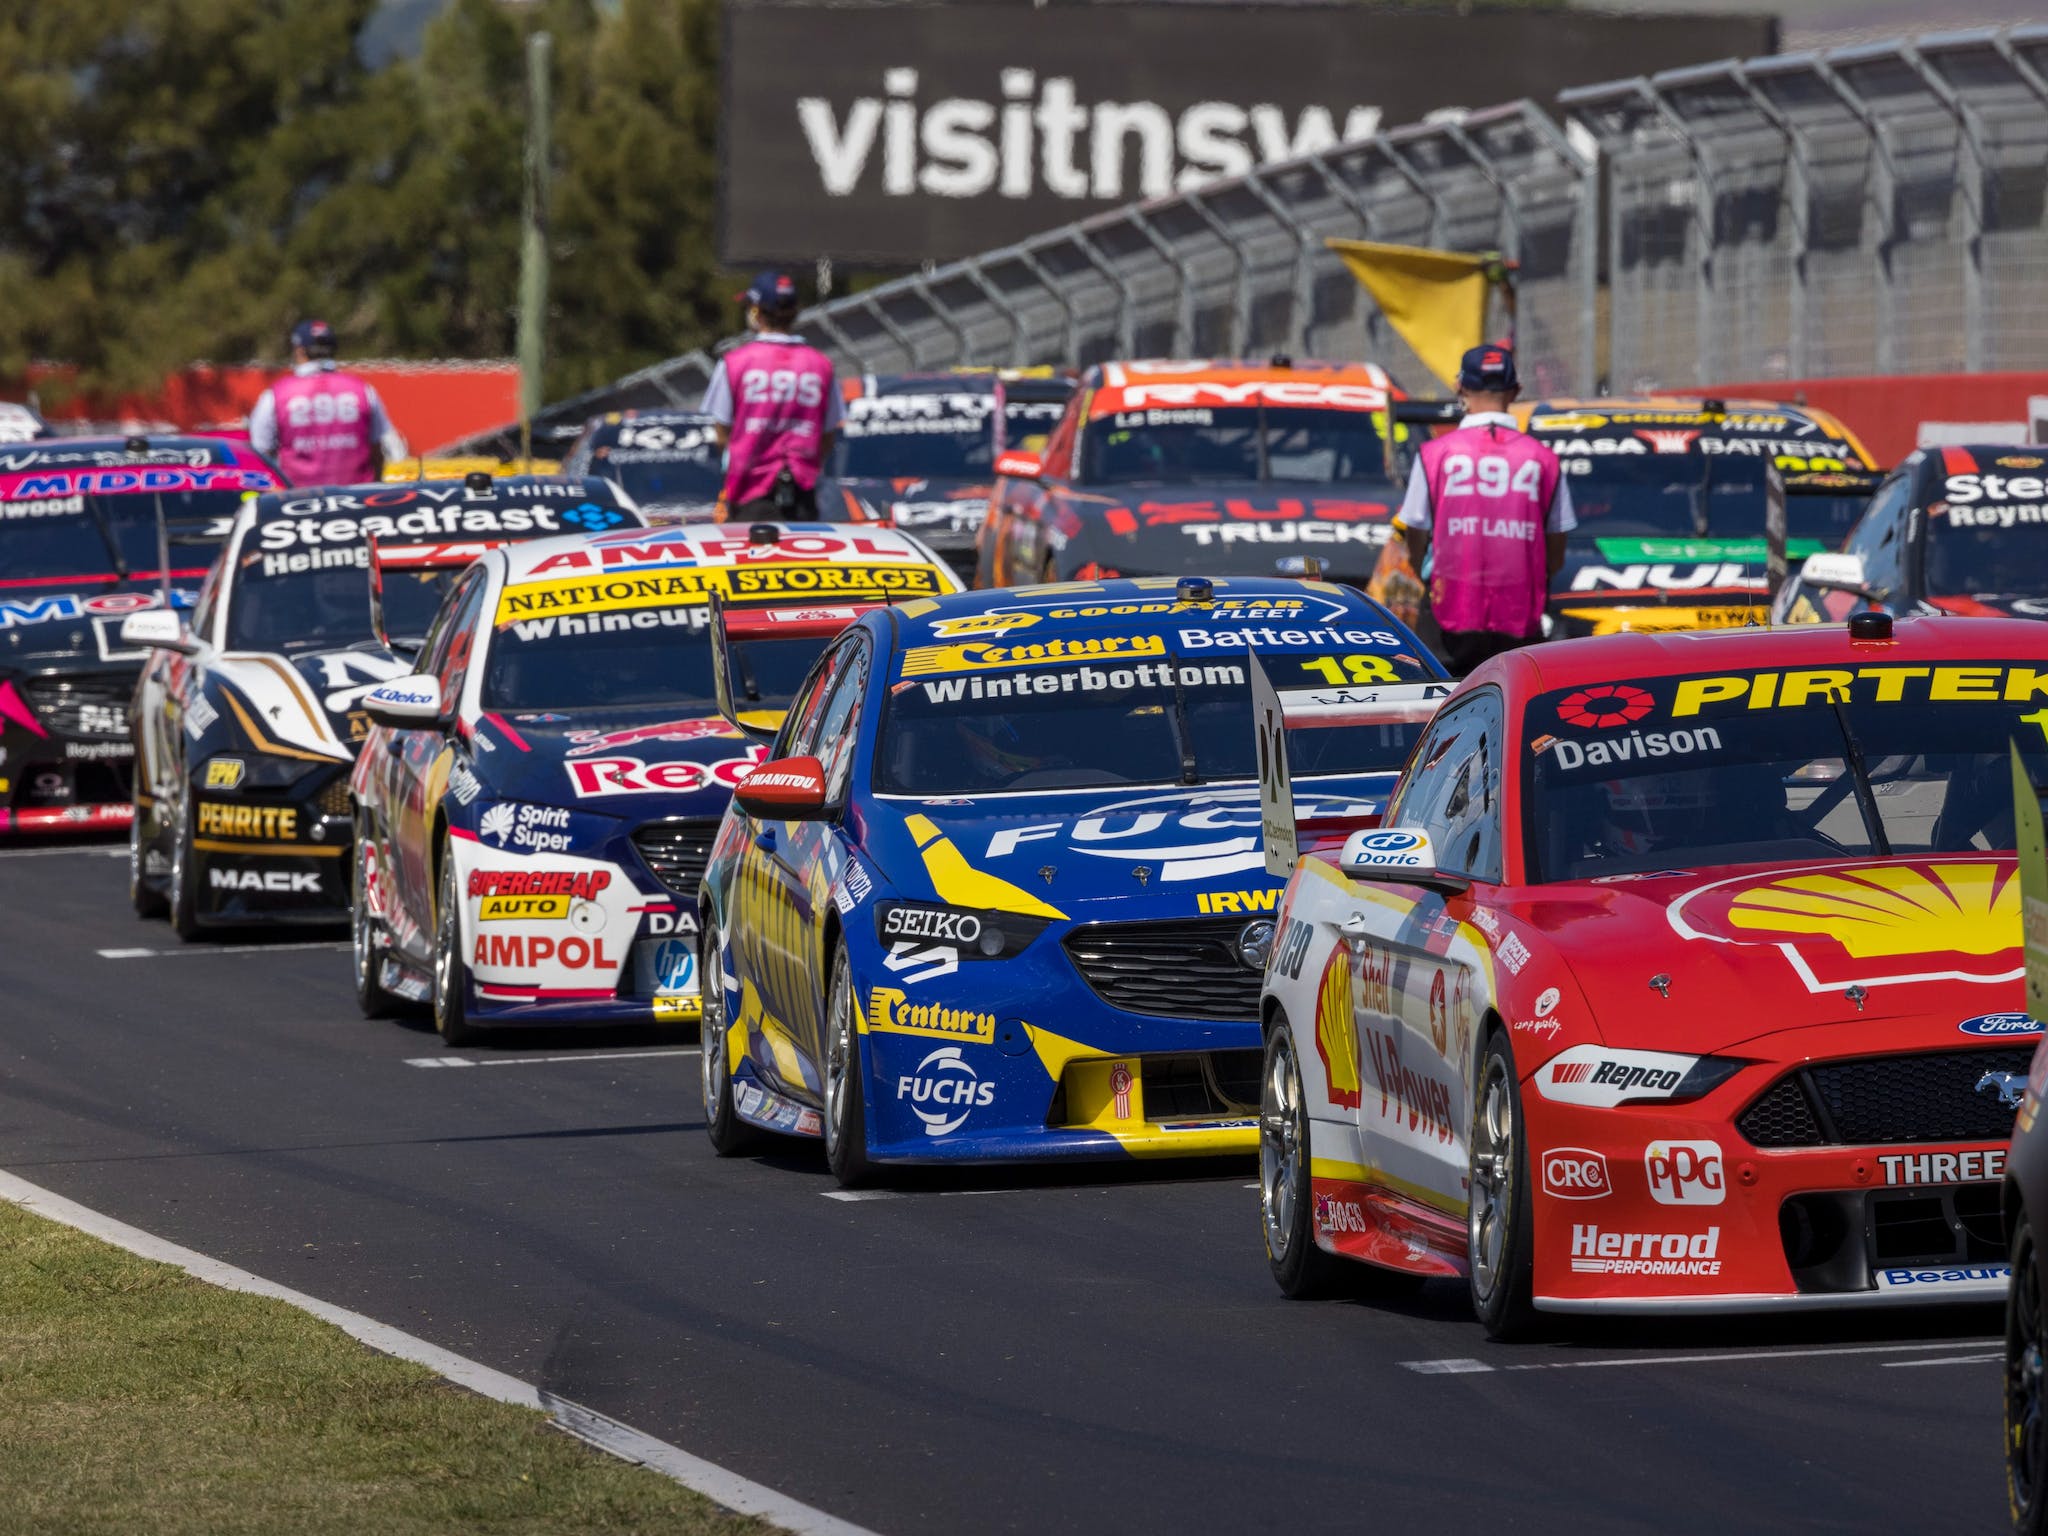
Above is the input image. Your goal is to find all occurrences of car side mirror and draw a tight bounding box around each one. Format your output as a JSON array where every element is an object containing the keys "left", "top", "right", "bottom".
[
  {"left": 1795, "top": 551, "right": 1878, "bottom": 601},
  {"left": 733, "top": 755, "right": 831, "bottom": 820},
  {"left": 1338, "top": 826, "right": 1469, "bottom": 896},
  {"left": 995, "top": 450, "right": 1044, "bottom": 482},
  {"left": 361, "top": 676, "right": 446, "bottom": 730},
  {"left": 120, "top": 610, "right": 199, "bottom": 655}
]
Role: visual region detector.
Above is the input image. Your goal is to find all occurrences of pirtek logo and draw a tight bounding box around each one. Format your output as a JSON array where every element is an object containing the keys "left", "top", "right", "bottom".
[{"left": 797, "top": 68, "right": 1381, "bottom": 204}]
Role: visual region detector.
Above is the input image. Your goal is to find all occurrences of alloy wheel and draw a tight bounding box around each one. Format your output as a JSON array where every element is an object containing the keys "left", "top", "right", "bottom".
[
  {"left": 1469, "top": 1054, "right": 1517, "bottom": 1303},
  {"left": 2011, "top": 1223, "right": 2047, "bottom": 1524},
  {"left": 1261, "top": 1031, "right": 1305, "bottom": 1264}
]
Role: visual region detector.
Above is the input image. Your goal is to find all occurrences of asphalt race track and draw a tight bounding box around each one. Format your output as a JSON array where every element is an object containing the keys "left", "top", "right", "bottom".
[{"left": 0, "top": 841, "right": 2006, "bottom": 1534}]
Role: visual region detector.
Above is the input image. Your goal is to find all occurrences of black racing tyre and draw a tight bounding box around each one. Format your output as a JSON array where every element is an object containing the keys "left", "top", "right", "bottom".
[
  {"left": 700, "top": 924, "right": 763, "bottom": 1156},
  {"left": 129, "top": 808, "right": 166, "bottom": 920},
  {"left": 168, "top": 794, "right": 201, "bottom": 942},
  {"left": 1468, "top": 1027, "right": 1539, "bottom": 1340},
  {"left": 2009, "top": 1211, "right": 2048, "bottom": 1535},
  {"left": 432, "top": 840, "right": 480, "bottom": 1046},
  {"left": 351, "top": 825, "right": 401, "bottom": 1019},
  {"left": 821, "top": 944, "right": 874, "bottom": 1188},
  {"left": 1260, "top": 1013, "right": 1355, "bottom": 1299}
]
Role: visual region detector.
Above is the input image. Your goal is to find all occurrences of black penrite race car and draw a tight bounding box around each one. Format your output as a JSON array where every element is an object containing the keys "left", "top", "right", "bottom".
[
  {"left": 0, "top": 435, "right": 276, "bottom": 836},
  {"left": 125, "top": 474, "right": 643, "bottom": 935}
]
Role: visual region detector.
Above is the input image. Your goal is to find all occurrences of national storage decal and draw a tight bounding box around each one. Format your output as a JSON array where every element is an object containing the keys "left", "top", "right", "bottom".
[{"left": 497, "top": 563, "right": 940, "bottom": 631}]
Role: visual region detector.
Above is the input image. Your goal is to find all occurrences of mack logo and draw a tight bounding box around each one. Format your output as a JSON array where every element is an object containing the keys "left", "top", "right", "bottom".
[
  {"left": 797, "top": 68, "right": 1381, "bottom": 204},
  {"left": 209, "top": 868, "right": 319, "bottom": 893}
]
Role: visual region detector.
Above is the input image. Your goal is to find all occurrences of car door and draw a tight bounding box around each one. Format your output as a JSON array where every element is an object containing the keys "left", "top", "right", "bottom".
[
  {"left": 1351, "top": 688, "right": 1504, "bottom": 1211},
  {"left": 383, "top": 568, "right": 489, "bottom": 947}
]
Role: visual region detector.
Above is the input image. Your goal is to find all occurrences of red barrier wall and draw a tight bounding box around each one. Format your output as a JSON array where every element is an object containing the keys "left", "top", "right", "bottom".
[
  {"left": 22, "top": 361, "right": 520, "bottom": 453},
  {"left": 1708, "top": 371, "right": 2048, "bottom": 468}
]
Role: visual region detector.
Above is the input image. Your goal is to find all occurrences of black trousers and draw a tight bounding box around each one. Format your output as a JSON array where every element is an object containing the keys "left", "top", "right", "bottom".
[
  {"left": 1439, "top": 627, "right": 1540, "bottom": 676},
  {"left": 730, "top": 486, "right": 820, "bottom": 521}
]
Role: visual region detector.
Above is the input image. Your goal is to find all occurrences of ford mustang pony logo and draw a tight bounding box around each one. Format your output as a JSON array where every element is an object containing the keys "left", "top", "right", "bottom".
[{"left": 1977, "top": 1071, "right": 2028, "bottom": 1110}]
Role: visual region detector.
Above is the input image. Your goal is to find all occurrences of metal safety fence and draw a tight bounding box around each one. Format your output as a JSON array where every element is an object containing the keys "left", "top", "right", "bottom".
[{"left": 468, "top": 24, "right": 2048, "bottom": 452}]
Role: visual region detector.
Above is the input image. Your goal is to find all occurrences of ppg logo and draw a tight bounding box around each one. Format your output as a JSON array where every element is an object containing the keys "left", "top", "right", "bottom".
[{"left": 1645, "top": 1139, "right": 1725, "bottom": 1207}]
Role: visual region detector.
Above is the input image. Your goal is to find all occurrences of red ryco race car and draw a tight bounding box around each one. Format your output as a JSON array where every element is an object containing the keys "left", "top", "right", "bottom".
[{"left": 1254, "top": 614, "right": 2041, "bottom": 1334}]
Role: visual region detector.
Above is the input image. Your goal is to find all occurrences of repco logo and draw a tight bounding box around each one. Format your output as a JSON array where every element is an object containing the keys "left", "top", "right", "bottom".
[{"left": 1541, "top": 1148, "right": 1611, "bottom": 1201}]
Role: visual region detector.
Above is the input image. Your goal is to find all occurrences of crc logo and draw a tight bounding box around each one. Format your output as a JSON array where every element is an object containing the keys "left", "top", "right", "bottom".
[
  {"left": 1645, "top": 1139, "right": 1725, "bottom": 1206},
  {"left": 1556, "top": 684, "right": 1652, "bottom": 729},
  {"left": 1541, "top": 1147, "right": 1611, "bottom": 1201},
  {"left": 897, "top": 1046, "right": 994, "bottom": 1136}
]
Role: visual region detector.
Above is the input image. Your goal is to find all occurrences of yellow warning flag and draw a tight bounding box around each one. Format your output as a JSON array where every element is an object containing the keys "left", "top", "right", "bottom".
[{"left": 1327, "top": 238, "right": 1497, "bottom": 391}]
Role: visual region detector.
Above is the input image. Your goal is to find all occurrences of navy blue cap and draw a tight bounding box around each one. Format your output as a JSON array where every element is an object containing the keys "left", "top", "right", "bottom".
[
  {"left": 291, "top": 319, "right": 336, "bottom": 354},
  {"left": 740, "top": 271, "right": 801, "bottom": 311},
  {"left": 1457, "top": 344, "right": 1517, "bottom": 393}
]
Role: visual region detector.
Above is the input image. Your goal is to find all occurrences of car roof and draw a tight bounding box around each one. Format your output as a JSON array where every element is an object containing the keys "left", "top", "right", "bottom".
[
  {"left": 1497, "top": 615, "right": 2048, "bottom": 696},
  {"left": 495, "top": 519, "right": 950, "bottom": 586},
  {"left": 587, "top": 408, "right": 717, "bottom": 430},
  {"left": 884, "top": 575, "right": 1409, "bottom": 646},
  {"left": 1918, "top": 444, "right": 2048, "bottom": 475},
  {"left": 1083, "top": 359, "right": 1399, "bottom": 418},
  {"left": 842, "top": 372, "right": 999, "bottom": 399}
]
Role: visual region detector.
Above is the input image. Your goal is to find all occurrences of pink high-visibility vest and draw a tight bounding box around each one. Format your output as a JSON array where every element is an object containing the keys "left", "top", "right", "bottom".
[
  {"left": 270, "top": 370, "right": 376, "bottom": 486},
  {"left": 1419, "top": 422, "right": 1561, "bottom": 637},
  {"left": 720, "top": 340, "right": 836, "bottom": 505}
]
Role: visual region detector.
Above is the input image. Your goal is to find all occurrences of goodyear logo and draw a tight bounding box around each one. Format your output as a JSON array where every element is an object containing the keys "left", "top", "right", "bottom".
[
  {"left": 867, "top": 985, "right": 997, "bottom": 1045},
  {"left": 197, "top": 802, "right": 298, "bottom": 840},
  {"left": 1671, "top": 665, "right": 2048, "bottom": 717},
  {"left": 899, "top": 634, "right": 1166, "bottom": 678}
]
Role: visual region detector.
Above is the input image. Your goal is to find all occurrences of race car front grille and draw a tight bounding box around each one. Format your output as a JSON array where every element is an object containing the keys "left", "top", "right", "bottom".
[
  {"left": 1062, "top": 917, "right": 1267, "bottom": 1022},
  {"left": 317, "top": 774, "right": 354, "bottom": 818},
  {"left": 632, "top": 818, "right": 720, "bottom": 900},
  {"left": 22, "top": 673, "right": 132, "bottom": 739},
  {"left": 1738, "top": 1047, "right": 2031, "bottom": 1148},
  {"left": 1141, "top": 1049, "right": 1264, "bottom": 1117},
  {"left": 1781, "top": 1186, "right": 2008, "bottom": 1293}
]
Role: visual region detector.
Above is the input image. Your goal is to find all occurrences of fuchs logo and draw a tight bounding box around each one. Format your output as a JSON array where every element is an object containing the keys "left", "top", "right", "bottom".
[
  {"left": 896, "top": 1045, "right": 994, "bottom": 1136},
  {"left": 797, "top": 68, "right": 1381, "bottom": 203},
  {"left": 1959, "top": 1012, "right": 2041, "bottom": 1038},
  {"left": 1541, "top": 1148, "right": 1611, "bottom": 1200}
]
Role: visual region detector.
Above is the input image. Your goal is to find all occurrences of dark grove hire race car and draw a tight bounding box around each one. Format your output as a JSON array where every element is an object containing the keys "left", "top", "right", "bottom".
[
  {"left": 0, "top": 435, "right": 276, "bottom": 835},
  {"left": 562, "top": 409, "right": 724, "bottom": 524},
  {"left": 125, "top": 476, "right": 641, "bottom": 934},
  {"left": 1256, "top": 614, "right": 2045, "bottom": 1335},
  {"left": 1774, "top": 443, "right": 2048, "bottom": 627},
  {"left": 1520, "top": 398, "right": 1878, "bottom": 636},
  {"left": 978, "top": 360, "right": 1412, "bottom": 591},
  {"left": 350, "top": 522, "right": 958, "bottom": 1041},
  {"left": 695, "top": 575, "right": 1448, "bottom": 1181}
]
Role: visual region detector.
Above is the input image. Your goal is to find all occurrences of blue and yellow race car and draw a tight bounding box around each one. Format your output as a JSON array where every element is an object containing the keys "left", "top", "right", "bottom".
[{"left": 696, "top": 575, "right": 1449, "bottom": 1182}]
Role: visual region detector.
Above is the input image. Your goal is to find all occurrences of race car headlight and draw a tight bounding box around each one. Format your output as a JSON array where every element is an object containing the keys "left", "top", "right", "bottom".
[
  {"left": 1535, "top": 1046, "right": 1747, "bottom": 1108},
  {"left": 875, "top": 900, "right": 1050, "bottom": 960}
]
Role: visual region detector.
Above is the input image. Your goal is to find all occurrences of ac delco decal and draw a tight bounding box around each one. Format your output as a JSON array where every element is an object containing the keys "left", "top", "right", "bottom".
[
  {"left": 1668, "top": 666, "right": 2048, "bottom": 716},
  {"left": 566, "top": 747, "right": 767, "bottom": 798}
]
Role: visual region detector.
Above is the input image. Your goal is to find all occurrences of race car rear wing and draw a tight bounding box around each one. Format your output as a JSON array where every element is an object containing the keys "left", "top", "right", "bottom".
[
  {"left": 367, "top": 538, "right": 513, "bottom": 656},
  {"left": 709, "top": 589, "right": 885, "bottom": 742},
  {"left": 1252, "top": 652, "right": 1452, "bottom": 877}
]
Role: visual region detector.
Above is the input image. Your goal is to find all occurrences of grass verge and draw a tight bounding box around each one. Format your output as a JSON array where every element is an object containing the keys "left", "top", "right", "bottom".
[{"left": 0, "top": 1199, "right": 770, "bottom": 1536}]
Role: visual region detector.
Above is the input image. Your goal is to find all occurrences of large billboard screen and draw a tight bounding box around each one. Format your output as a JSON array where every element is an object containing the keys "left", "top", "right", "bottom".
[{"left": 721, "top": 1, "right": 1775, "bottom": 265}]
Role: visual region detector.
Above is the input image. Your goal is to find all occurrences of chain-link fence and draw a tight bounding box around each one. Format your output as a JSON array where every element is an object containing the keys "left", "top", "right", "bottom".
[{"left": 458, "top": 25, "right": 2048, "bottom": 453}]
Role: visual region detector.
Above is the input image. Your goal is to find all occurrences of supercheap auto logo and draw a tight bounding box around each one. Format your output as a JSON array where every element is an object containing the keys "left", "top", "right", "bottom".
[{"left": 1556, "top": 684, "right": 1653, "bottom": 728}]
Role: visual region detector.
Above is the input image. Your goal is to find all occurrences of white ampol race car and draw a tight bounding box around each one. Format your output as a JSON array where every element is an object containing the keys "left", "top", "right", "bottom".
[{"left": 349, "top": 520, "right": 960, "bottom": 1041}]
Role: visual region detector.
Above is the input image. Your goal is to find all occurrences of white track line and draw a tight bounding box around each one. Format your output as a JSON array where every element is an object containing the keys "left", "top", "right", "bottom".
[
  {"left": 1881, "top": 1352, "right": 2002, "bottom": 1368},
  {"left": 1402, "top": 1337, "right": 2002, "bottom": 1375},
  {"left": 97, "top": 941, "right": 350, "bottom": 959},
  {"left": 0, "top": 1168, "right": 878, "bottom": 1536},
  {"left": 0, "top": 844, "right": 125, "bottom": 860},
  {"left": 405, "top": 1048, "right": 701, "bottom": 1069}
]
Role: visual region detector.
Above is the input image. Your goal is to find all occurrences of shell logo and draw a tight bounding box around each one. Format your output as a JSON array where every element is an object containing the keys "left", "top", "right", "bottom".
[
  {"left": 1314, "top": 948, "right": 1361, "bottom": 1110},
  {"left": 1670, "top": 858, "right": 2022, "bottom": 993},
  {"left": 1727, "top": 863, "right": 2015, "bottom": 958}
]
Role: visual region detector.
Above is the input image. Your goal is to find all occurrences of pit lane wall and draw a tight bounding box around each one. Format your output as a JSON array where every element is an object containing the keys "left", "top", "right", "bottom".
[{"left": 456, "top": 25, "right": 2048, "bottom": 454}]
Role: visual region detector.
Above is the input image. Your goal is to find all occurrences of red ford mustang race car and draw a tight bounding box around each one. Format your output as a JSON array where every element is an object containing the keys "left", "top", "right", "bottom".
[{"left": 1255, "top": 614, "right": 2040, "bottom": 1335}]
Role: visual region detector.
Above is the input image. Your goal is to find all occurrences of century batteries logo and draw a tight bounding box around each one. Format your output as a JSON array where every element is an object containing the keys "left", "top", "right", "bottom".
[{"left": 797, "top": 68, "right": 1380, "bottom": 203}]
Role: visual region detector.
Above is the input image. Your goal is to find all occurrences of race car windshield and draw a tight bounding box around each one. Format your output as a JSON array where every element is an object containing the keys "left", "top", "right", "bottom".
[
  {"left": 1080, "top": 407, "right": 1389, "bottom": 487},
  {"left": 834, "top": 397, "right": 994, "bottom": 480},
  {"left": 2, "top": 491, "right": 243, "bottom": 580},
  {"left": 877, "top": 647, "right": 1434, "bottom": 795},
  {"left": 601, "top": 453, "right": 722, "bottom": 510},
  {"left": 1559, "top": 453, "right": 1863, "bottom": 544},
  {"left": 480, "top": 610, "right": 817, "bottom": 712},
  {"left": 379, "top": 569, "right": 466, "bottom": 650},
  {"left": 1525, "top": 670, "right": 2048, "bottom": 881},
  {"left": 1924, "top": 507, "right": 2048, "bottom": 597},
  {"left": 225, "top": 550, "right": 378, "bottom": 652}
]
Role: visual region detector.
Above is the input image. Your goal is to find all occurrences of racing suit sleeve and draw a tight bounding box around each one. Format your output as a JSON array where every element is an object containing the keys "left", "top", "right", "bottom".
[
  {"left": 1548, "top": 475, "right": 1578, "bottom": 534},
  {"left": 819, "top": 363, "right": 845, "bottom": 433},
  {"left": 700, "top": 359, "right": 735, "bottom": 428},
  {"left": 247, "top": 388, "right": 279, "bottom": 457},
  {"left": 363, "top": 383, "right": 408, "bottom": 464},
  {"left": 1393, "top": 457, "right": 1431, "bottom": 532}
]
